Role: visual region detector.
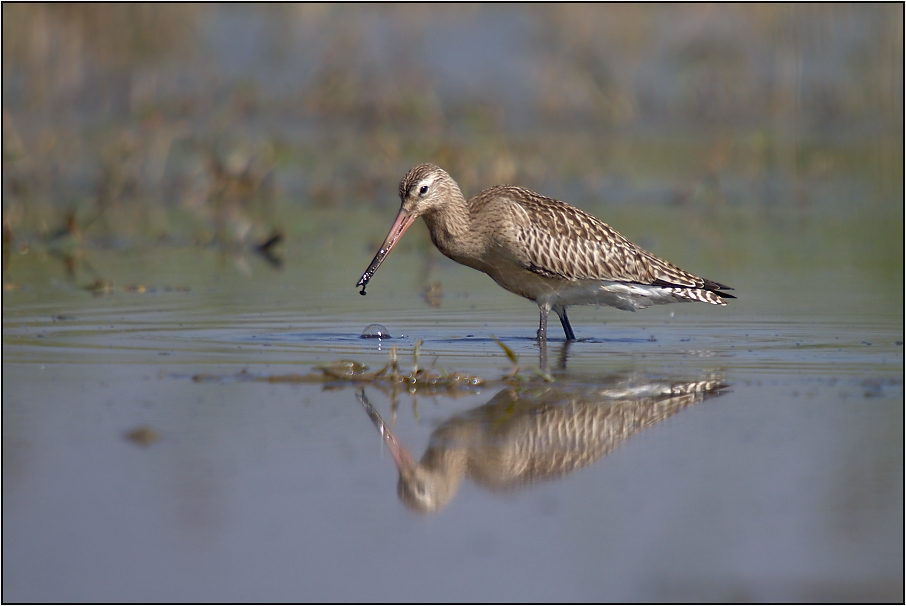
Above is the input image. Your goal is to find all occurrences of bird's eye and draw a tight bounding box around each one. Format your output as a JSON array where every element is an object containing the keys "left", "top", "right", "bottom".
[
  {"left": 416, "top": 481, "right": 427, "bottom": 496},
  {"left": 418, "top": 185, "right": 429, "bottom": 195}
]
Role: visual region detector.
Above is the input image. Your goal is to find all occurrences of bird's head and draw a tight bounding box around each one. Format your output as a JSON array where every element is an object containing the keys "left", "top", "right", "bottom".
[
  {"left": 397, "top": 163, "right": 454, "bottom": 216},
  {"left": 356, "top": 163, "right": 458, "bottom": 294}
]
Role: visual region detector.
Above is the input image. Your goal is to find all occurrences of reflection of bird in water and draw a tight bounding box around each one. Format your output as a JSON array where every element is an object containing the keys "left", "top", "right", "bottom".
[
  {"left": 356, "top": 164, "right": 734, "bottom": 340},
  {"left": 358, "top": 375, "right": 727, "bottom": 513}
]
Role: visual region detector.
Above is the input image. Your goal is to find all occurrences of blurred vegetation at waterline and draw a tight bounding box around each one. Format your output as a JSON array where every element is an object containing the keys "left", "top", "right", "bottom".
[{"left": 2, "top": 4, "right": 902, "bottom": 256}]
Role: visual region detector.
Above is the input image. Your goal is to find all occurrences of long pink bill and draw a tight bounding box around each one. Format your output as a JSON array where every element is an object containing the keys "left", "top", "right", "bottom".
[
  {"left": 356, "top": 209, "right": 417, "bottom": 295},
  {"left": 356, "top": 390, "right": 415, "bottom": 471}
]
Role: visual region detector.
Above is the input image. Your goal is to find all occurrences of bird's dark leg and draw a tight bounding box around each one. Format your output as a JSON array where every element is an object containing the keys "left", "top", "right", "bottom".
[
  {"left": 553, "top": 306, "right": 576, "bottom": 341},
  {"left": 537, "top": 305, "right": 550, "bottom": 341}
]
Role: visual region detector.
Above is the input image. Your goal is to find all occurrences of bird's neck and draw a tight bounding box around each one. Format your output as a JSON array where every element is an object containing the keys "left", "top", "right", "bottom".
[{"left": 421, "top": 188, "right": 474, "bottom": 260}]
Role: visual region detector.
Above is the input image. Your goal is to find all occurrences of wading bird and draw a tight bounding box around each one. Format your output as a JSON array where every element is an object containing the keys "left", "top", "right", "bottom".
[{"left": 357, "top": 164, "right": 734, "bottom": 340}]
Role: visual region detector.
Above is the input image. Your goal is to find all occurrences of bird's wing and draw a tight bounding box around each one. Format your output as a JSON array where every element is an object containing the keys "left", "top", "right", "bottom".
[{"left": 496, "top": 187, "right": 706, "bottom": 288}]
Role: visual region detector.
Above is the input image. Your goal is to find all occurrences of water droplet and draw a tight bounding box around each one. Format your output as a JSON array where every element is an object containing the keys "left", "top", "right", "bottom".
[{"left": 361, "top": 323, "right": 391, "bottom": 339}]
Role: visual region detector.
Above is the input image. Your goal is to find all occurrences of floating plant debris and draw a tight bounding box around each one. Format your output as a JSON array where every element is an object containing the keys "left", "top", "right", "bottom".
[
  {"left": 185, "top": 339, "right": 551, "bottom": 392},
  {"left": 125, "top": 425, "right": 160, "bottom": 447}
]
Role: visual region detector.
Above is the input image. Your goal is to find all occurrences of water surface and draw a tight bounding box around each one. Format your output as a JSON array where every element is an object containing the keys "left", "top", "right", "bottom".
[
  {"left": 3, "top": 206, "right": 902, "bottom": 602},
  {"left": 2, "top": 4, "right": 902, "bottom": 602}
]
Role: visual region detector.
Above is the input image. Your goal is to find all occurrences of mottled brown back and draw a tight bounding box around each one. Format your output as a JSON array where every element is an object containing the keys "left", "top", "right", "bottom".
[{"left": 475, "top": 184, "right": 725, "bottom": 291}]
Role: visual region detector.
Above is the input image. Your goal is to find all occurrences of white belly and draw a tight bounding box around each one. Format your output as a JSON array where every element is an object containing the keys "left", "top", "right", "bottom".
[
  {"left": 535, "top": 280, "right": 687, "bottom": 311},
  {"left": 476, "top": 258, "right": 685, "bottom": 312}
]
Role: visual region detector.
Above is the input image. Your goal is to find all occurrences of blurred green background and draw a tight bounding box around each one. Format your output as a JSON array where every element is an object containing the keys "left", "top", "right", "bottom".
[{"left": 2, "top": 4, "right": 902, "bottom": 293}]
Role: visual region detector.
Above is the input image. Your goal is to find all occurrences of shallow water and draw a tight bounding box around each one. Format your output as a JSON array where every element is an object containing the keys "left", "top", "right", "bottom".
[
  {"left": 3, "top": 203, "right": 902, "bottom": 602},
  {"left": 2, "top": 5, "right": 903, "bottom": 599}
]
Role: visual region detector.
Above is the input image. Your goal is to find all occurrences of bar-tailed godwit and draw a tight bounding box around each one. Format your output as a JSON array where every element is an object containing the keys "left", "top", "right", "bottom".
[{"left": 357, "top": 164, "right": 734, "bottom": 340}]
